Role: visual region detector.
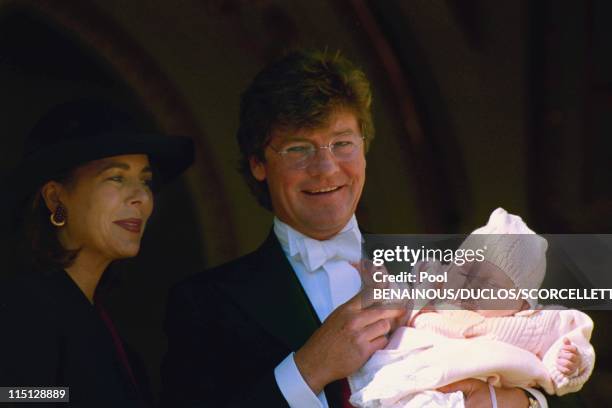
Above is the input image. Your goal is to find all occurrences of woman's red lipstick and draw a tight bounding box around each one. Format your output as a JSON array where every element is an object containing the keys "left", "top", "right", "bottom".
[{"left": 113, "top": 218, "right": 142, "bottom": 233}]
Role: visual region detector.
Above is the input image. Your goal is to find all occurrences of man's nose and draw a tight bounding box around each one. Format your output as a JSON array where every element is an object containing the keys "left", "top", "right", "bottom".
[{"left": 306, "top": 147, "right": 339, "bottom": 175}]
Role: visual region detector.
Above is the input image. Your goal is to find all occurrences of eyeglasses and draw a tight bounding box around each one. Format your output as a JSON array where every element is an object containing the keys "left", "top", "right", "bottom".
[{"left": 268, "top": 135, "right": 365, "bottom": 169}]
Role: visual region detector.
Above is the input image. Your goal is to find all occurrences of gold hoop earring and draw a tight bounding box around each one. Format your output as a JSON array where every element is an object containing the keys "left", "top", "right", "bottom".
[{"left": 50, "top": 204, "right": 66, "bottom": 227}]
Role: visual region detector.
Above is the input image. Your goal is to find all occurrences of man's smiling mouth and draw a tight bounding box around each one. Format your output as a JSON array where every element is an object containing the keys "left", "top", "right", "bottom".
[{"left": 303, "top": 185, "right": 343, "bottom": 195}]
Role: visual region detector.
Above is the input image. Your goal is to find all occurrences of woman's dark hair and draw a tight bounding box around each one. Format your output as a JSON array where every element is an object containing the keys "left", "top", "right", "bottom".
[
  {"left": 237, "top": 49, "right": 375, "bottom": 210},
  {"left": 22, "top": 170, "right": 80, "bottom": 272}
]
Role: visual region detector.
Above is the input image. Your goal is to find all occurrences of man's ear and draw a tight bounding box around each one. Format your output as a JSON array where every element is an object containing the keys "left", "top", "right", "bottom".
[
  {"left": 249, "top": 156, "right": 267, "bottom": 182},
  {"left": 40, "top": 181, "right": 64, "bottom": 213}
]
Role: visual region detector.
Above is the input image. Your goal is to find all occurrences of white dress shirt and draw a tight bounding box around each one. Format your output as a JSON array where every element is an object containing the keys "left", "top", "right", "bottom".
[{"left": 273, "top": 215, "right": 363, "bottom": 408}]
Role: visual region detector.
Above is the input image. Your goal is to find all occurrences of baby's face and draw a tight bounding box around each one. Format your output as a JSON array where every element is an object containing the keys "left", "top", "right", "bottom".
[{"left": 446, "top": 260, "right": 526, "bottom": 317}]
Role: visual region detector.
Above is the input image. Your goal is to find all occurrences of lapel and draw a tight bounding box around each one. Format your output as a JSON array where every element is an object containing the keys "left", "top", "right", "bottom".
[
  {"left": 220, "top": 230, "right": 320, "bottom": 352},
  {"left": 56, "top": 270, "right": 140, "bottom": 395},
  {"left": 39, "top": 270, "right": 139, "bottom": 399}
]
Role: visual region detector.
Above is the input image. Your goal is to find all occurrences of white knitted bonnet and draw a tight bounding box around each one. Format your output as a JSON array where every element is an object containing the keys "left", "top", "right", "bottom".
[{"left": 461, "top": 208, "right": 548, "bottom": 307}]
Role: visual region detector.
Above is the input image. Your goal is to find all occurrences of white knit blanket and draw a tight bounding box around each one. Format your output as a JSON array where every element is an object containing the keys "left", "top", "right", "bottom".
[{"left": 349, "top": 327, "right": 555, "bottom": 408}]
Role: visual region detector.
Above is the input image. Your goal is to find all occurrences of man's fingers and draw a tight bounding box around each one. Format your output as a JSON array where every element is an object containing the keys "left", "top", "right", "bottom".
[
  {"left": 350, "top": 259, "right": 371, "bottom": 277},
  {"left": 342, "top": 290, "right": 365, "bottom": 310},
  {"left": 389, "top": 309, "right": 408, "bottom": 331},
  {"left": 355, "top": 306, "right": 406, "bottom": 327},
  {"left": 361, "top": 318, "right": 392, "bottom": 341},
  {"left": 353, "top": 259, "right": 391, "bottom": 288},
  {"left": 367, "top": 335, "right": 389, "bottom": 354}
]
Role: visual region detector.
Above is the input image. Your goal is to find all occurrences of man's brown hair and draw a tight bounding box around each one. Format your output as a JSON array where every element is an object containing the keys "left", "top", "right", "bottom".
[{"left": 237, "top": 49, "right": 374, "bottom": 210}]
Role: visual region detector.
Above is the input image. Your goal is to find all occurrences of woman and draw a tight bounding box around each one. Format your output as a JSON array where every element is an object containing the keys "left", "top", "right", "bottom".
[{"left": 0, "top": 100, "right": 194, "bottom": 407}]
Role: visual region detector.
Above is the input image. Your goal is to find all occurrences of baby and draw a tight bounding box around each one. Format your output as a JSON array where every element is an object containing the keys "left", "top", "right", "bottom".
[{"left": 350, "top": 208, "right": 595, "bottom": 408}]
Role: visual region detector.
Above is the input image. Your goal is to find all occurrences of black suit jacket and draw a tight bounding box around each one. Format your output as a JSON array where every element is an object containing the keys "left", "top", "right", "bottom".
[
  {"left": 161, "top": 231, "right": 586, "bottom": 408},
  {"left": 161, "top": 231, "right": 351, "bottom": 407},
  {"left": 0, "top": 269, "right": 150, "bottom": 408}
]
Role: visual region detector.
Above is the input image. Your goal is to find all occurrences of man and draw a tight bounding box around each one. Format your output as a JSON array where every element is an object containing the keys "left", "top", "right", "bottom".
[{"left": 161, "top": 50, "right": 546, "bottom": 407}]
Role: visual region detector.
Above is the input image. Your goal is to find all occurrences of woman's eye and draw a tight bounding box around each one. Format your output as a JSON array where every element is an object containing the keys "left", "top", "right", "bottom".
[{"left": 108, "top": 175, "right": 124, "bottom": 183}]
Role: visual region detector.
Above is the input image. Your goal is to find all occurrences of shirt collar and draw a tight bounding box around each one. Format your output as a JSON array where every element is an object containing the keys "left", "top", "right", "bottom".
[{"left": 274, "top": 215, "right": 362, "bottom": 271}]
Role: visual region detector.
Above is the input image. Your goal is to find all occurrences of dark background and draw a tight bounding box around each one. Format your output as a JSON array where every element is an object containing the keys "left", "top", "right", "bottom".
[{"left": 0, "top": 0, "right": 610, "bottom": 404}]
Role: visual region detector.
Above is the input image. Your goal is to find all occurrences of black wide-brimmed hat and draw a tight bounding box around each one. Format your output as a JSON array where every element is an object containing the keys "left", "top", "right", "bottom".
[{"left": 3, "top": 99, "right": 194, "bottom": 227}]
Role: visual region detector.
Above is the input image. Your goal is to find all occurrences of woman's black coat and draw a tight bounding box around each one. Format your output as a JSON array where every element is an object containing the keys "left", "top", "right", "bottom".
[{"left": 0, "top": 269, "right": 150, "bottom": 407}]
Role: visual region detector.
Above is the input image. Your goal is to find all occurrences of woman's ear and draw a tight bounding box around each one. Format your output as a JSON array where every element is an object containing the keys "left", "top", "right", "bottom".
[
  {"left": 40, "top": 181, "right": 64, "bottom": 213},
  {"left": 249, "top": 156, "right": 267, "bottom": 182}
]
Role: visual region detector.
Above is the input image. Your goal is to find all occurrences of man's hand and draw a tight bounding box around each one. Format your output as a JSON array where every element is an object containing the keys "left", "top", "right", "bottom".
[
  {"left": 352, "top": 259, "right": 411, "bottom": 329},
  {"left": 438, "top": 379, "right": 530, "bottom": 408},
  {"left": 294, "top": 291, "right": 405, "bottom": 394}
]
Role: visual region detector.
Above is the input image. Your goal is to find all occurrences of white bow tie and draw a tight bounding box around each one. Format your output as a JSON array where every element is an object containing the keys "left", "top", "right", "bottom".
[{"left": 293, "top": 229, "right": 362, "bottom": 273}]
